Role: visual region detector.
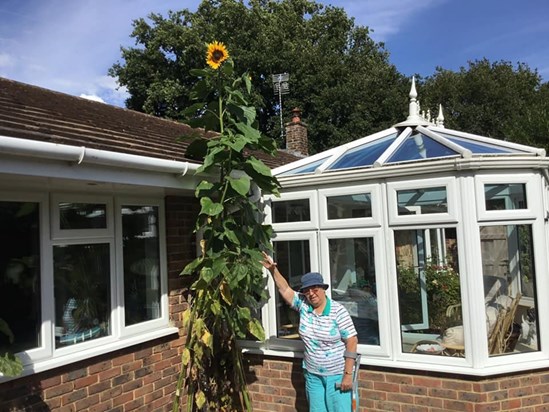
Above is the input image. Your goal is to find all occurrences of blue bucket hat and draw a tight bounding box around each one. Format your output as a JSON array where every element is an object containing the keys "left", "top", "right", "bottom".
[{"left": 299, "top": 272, "right": 329, "bottom": 292}]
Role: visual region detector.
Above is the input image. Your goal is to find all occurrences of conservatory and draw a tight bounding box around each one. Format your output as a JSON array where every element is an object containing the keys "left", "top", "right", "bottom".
[{"left": 260, "top": 80, "right": 549, "bottom": 376}]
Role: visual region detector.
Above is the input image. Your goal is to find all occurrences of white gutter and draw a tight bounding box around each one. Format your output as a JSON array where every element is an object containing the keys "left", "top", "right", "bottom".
[{"left": 0, "top": 135, "right": 201, "bottom": 176}]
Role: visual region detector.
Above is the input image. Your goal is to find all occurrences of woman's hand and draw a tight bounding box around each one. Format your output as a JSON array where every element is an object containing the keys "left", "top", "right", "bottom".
[
  {"left": 339, "top": 373, "right": 353, "bottom": 392},
  {"left": 260, "top": 251, "right": 277, "bottom": 273}
]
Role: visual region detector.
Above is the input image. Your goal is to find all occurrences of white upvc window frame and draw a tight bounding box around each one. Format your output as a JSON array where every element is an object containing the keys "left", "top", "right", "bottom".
[
  {"left": 319, "top": 228, "right": 390, "bottom": 358},
  {"left": 265, "top": 230, "right": 319, "bottom": 352},
  {"left": 50, "top": 194, "right": 114, "bottom": 240},
  {"left": 0, "top": 190, "right": 176, "bottom": 381},
  {"left": 387, "top": 176, "right": 459, "bottom": 225},
  {"left": 263, "top": 190, "right": 319, "bottom": 231},
  {"left": 475, "top": 173, "right": 540, "bottom": 221},
  {"left": 115, "top": 197, "right": 170, "bottom": 337},
  {"left": 318, "top": 184, "right": 382, "bottom": 229}
]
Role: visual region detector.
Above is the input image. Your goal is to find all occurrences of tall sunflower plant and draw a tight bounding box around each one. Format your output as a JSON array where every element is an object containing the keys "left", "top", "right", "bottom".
[{"left": 173, "top": 42, "right": 280, "bottom": 412}]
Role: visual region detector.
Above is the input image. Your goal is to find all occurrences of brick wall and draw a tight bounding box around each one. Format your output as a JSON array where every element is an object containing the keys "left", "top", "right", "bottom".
[
  {"left": 0, "top": 195, "right": 199, "bottom": 412},
  {"left": 245, "top": 355, "right": 549, "bottom": 412}
]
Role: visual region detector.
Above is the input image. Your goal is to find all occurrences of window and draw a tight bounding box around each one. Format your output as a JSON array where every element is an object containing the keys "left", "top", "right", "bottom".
[
  {"left": 122, "top": 205, "right": 161, "bottom": 326},
  {"left": 0, "top": 201, "right": 41, "bottom": 354},
  {"left": 272, "top": 199, "right": 310, "bottom": 223},
  {"left": 395, "top": 227, "right": 464, "bottom": 356},
  {"left": 484, "top": 184, "right": 527, "bottom": 210},
  {"left": 480, "top": 224, "right": 539, "bottom": 356},
  {"left": 327, "top": 236, "right": 379, "bottom": 345},
  {"left": 0, "top": 193, "right": 170, "bottom": 373},
  {"left": 397, "top": 187, "right": 448, "bottom": 215}
]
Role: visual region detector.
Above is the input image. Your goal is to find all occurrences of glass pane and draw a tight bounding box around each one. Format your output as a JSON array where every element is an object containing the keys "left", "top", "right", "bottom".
[
  {"left": 395, "top": 228, "right": 464, "bottom": 356},
  {"left": 122, "top": 206, "right": 161, "bottom": 326},
  {"left": 0, "top": 201, "right": 41, "bottom": 353},
  {"left": 329, "top": 237, "right": 379, "bottom": 345},
  {"left": 273, "top": 240, "right": 310, "bottom": 339},
  {"left": 480, "top": 225, "right": 539, "bottom": 356},
  {"left": 397, "top": 186, "right": 447, "bottom": 215},
  {"left": 388, "top": 133, "right": 458, "bottom": 163},
  {"left": 54, "top": 243, "right": 111, "bottom": 347},
  {"left": 59, "top": 202, "right": 107, "bottom": 229},
  {"left": 272, "top": 199, "right": 310, "bottom": 223},
  {"left": 485, "top": 184, "right": 527, "bottom": 210},
  {"left": 327, "top": 194, "right": 372, "bottom": 220},
  {"left": 438, "top": 133, "right": 523, "bottom": 154},
  {"left": 280, "top": 157, "right": 329, "bottom": 176},
  {"left": 328, "top": 134, "right": 398, "bottom": 170}
]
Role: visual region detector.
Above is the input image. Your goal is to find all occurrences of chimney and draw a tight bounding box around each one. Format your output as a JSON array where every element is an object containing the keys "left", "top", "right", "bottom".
[{"left": 285, "top": 107, "right": 308, "bottom": 157}]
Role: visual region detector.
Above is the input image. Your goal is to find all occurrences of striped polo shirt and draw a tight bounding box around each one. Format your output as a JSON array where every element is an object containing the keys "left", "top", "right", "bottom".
[{"left": 291, "top": 292, "right": 357, "bottom": 376}]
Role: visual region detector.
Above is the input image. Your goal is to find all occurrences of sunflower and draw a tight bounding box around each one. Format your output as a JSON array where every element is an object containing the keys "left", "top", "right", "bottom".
[{"left": 206, "top": 41, "right": 229, "bottom": 70}]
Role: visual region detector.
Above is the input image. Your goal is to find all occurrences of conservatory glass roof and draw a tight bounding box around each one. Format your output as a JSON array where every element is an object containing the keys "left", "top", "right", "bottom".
[{"left": 275, "top": 78, "right": 545, "bottom": 177}]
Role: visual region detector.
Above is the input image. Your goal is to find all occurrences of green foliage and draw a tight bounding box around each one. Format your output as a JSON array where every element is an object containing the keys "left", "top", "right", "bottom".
[
  {"left": 397, "top": 262, "right": 461, "bottom": 333},
  {"left": 0, "top": 318, "right": 23, "bottom": 377},
  {"left": 172, "top": 50, "right": 280, "bottom": 412},
  {"left": 109, "top": 0, "right": 408, "bottom": 154},
  {"left": 420, "top": 59, "right": 549, "bottom": 151}
]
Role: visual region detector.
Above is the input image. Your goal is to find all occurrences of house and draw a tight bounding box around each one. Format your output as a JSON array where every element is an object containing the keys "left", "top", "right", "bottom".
[
  {"left": 0, "top": 76, "right": 299, "bottom": 411},
  {"left": 3, "top": 74, "right": 549, "bottom": 412}
]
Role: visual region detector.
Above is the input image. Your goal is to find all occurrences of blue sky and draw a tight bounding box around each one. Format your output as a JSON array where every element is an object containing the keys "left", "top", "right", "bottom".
[{"left": 1, "top": 0, "right": 548, "bottom": 107}]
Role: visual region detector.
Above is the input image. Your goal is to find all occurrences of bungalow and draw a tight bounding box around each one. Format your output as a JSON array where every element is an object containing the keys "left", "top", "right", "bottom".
[{"left": 2, "top": 75, "right": 549, "bottom": 412}]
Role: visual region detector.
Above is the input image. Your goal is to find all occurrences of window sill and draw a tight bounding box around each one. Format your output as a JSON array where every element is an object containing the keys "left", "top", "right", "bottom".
[{"left": 1, "top": 327, "right": 179, "bottom": 382}]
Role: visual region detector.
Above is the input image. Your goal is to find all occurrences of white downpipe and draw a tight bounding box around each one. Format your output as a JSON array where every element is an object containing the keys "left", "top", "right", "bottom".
[{"left": 0, "top": 135, "right": 201, "bottom": 176}]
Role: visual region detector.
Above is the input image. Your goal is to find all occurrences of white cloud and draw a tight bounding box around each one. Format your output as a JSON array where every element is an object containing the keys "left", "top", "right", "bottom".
[
  {"left": 0, "top": 52, "right": 15, "bottom": 68},
  {"left": 331, "top": 0, "right": 447, "bottom": 41},
  {"left": 80, "top": 94, "right": 105, "bottom": 103}
]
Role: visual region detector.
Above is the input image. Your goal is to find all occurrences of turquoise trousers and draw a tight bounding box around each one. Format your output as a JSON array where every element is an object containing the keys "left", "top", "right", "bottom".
[{"left": 303, "top": 370, "right": 352, "bottom": 412}]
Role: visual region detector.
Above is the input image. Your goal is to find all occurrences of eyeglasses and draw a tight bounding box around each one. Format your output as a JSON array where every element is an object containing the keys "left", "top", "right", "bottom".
[{"left": 301, "top": 286, "right": 323, "bottom": 295}]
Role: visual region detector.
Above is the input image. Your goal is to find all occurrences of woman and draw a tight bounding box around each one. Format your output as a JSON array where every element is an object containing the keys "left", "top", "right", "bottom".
[{"left": 261, "top": 252, "right": 358, "bottom": 412}]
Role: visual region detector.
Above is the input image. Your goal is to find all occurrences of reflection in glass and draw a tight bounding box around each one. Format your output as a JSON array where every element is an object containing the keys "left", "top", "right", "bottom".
[
  {"left": 59, "top": 202, "right": 107, "bottom": 229},
  {"left": 327, "top": 194, "right": 372, "bottom": 220},
  {"left": 272, "top": 199, "right": 310, "bottom": 223},
  {"left": 328, "top": 237, "right": 379, "bottom": 345},
  {"left": 273, "top": 240, "right": 310, "bottom": 339},
  {"left": 0, "top": 201, "right": 41, "bottom": 353},
  {"left": 397, "top": 186, "right": 447, "bottom": 215},
  {"left": 395, "top": 228, "right": 464, "bottom": 356},
  {"left": 122, "top": 206, "right": 161, "bottom": 326},
  {"left": 328, "top": 134, "right": 397, "bottom": 170},
  {"left": 54, "top": 243, "right": 111, "bottom": 347},
  {"left": 480, "top": 224, "right": 539, "bottom": 356},
  {"left": 388, "top": 133, "right": 457, "bottom": 163},
  {"left": 485, "top": 184, "right": 527, "bottom": 210}
]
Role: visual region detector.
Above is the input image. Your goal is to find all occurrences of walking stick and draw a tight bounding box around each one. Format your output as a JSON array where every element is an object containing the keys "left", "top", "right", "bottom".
[{"left": 336, "top": 352, "right": 361, "bottom": 411}]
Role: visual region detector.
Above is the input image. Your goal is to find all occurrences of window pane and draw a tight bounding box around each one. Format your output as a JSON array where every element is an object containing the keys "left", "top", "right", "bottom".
[
  {"left": 397, "top": 187, "right": 447, "bottom": 215},
  {"left": 327, "top": 194, "right": 372, "bottom": 220},
  {"left": 122, "top": 206, "right": 161, "bottom": 326},
  {"left": 480, "top": 225, "right": 539, "bottom": 356},
  {"left": 388, "top": 133, "right": 458, "bottom": 163},
  {"left": 54, "top": 243, "right": 111, "bottom": 347},
  {"left": 0, "top": 201, "right": 41, "bottom": 353},
  {"left": 272, "top": 199, "right": 310, "bottom": 223},
  {"left": 395, "top": 228, "right": 464, "bottom": 356},
  {"left": 59, "top": 202, "right": 107, "bottom": 229},
  {"left": 273, "top": 240, "right": 310, "bottom": 339},
  {"left": 485, "top": 184, "right": 527, "bottom": 210},
  {"left": 329, "top": 237, "right": 379, "bottom": 345}
]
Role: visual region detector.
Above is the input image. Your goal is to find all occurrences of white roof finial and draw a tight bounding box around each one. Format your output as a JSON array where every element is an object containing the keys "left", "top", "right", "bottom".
[
  {"left": 407, "top": 76, "right": 421, "bottom": 122},
  {"left": 394, "top": 76, "right": 432, "bottom": 127},
  {"left": 436, "top": 104, "right": 445, "bottom": 127}
]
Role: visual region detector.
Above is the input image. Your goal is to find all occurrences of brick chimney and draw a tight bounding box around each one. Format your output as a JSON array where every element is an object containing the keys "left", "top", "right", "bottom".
[{"left": 285, "top": 107, "right": 308, "bottom": 157}]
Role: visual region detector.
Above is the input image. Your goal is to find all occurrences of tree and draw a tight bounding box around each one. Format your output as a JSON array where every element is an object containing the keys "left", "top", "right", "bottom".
[
  {"left": 109, "top": 0, "right": 408, "bottom": 154},
  {"left": 419, "top": 59, "right": 549, "bottom": 151}
]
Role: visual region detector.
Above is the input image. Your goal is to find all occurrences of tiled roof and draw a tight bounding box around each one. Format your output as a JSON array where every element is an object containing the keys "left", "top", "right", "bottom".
[{"left": 0, "top": 77, "right": 299, "bottom": 169}]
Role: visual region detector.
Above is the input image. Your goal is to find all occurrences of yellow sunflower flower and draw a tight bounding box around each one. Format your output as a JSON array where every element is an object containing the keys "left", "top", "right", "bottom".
[{"left": 206, "top": 41, "right": 229, "bottom": 70}]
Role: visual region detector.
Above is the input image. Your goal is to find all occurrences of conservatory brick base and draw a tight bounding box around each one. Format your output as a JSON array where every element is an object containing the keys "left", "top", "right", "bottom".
[{"left": 245, "top": 354, "right": 549, "bottom": 412}]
